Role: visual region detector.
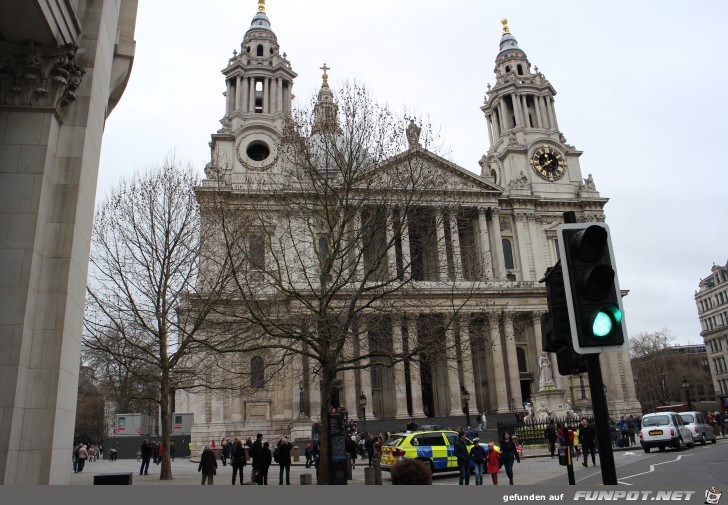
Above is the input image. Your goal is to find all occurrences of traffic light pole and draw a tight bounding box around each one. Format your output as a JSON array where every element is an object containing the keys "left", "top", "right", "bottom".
[{"left": 586, "top": 343, "right": 617, "bottom": 484}]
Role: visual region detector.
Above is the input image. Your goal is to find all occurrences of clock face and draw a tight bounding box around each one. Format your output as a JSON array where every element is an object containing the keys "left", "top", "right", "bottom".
[{"left": 530, "top": 146, "right": 566, "bottom": 181}]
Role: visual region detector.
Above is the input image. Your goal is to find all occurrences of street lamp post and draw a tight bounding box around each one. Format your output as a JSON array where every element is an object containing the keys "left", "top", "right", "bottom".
[
  {"left": 461, "top": 387, "right": 471, "bottom": 429},
  {"left": 682, "top": 377, "right": 693, "bottom": 410},
  {"left": 359, "top": 392, "right": 368, "bottom": 434}
]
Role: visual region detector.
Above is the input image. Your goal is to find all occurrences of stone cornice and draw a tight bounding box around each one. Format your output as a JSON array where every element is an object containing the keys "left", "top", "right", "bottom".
[{"left": 0, "top": 40, "right": 84, "bottom": 121}]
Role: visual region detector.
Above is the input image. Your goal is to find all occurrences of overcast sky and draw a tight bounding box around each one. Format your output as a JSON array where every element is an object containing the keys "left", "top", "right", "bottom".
[{"left": 98, "top": 0, "right": 728, "bottom": 346}]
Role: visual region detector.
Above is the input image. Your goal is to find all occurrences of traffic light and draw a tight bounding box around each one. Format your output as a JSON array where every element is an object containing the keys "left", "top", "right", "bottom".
[
  {"left": 541, "top": 263, "right": 587, "bottom": 375},
  {"left": 557, "top": 222, "right": 627, "bottom": 353}
]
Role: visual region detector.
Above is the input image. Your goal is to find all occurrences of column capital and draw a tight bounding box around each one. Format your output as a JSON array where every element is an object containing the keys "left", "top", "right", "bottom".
[{"left": 0, "top": 40, "right": 85, "bottom": 120}]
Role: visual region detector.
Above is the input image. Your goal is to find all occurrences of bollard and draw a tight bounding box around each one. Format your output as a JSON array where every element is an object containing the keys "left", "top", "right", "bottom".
[
  {"left": 364, "top": 466, "right": 376, "bottom": 485},
  {"left": 346, "top": 454, "right": 352, "bottom": 480},
  {"left": 374, "top": 459, "right": 382, "bottom": 485},
  {"left": 300, "top": 473, "right": 312, "bottom": 485},
  {"left": 293, "top": 445, "right": 300, "bottom": 462}
]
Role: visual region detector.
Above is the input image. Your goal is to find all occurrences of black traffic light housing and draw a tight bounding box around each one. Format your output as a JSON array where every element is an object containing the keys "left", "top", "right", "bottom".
[
  {"left": 557, "top": 222, "right": 627, "bottom": 354},
  {"left": 541, "top": 263, "right": 587, "bottom": 375}
]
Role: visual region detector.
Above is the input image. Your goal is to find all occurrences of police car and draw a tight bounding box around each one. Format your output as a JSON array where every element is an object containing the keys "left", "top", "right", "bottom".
[{"left": 380, "top": 430, "right": 473, "bottom": 474}]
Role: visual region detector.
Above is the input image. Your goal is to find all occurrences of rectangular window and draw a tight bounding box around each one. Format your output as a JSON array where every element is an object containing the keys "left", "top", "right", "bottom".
[{"left": 249, "top": 234, "right": 265, "bottom": 270}]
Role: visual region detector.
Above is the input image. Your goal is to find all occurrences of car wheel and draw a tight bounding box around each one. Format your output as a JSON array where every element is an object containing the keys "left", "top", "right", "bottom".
[
  {"left": 658, "top": 445, "right": 666, "bottom": 452},
  {"left": 428, "top": 460, "right": 435, "bottom": 476},
  {"left": 675, "top": 437, "right": 684, "bottom": 451},
  {"left": 643, "top": 446, "right": 650, "bottom": 453},
  {"left": 701, "top": 434, "right": 707, "bottom": 446},
  {"left": 711, "top": 436, "right": 717, "bottom": 444}
]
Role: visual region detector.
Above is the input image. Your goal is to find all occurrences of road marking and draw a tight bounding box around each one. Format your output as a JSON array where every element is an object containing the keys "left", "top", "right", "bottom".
[{"left": 616, "top": 454, "right": 689, "bottom": 485}]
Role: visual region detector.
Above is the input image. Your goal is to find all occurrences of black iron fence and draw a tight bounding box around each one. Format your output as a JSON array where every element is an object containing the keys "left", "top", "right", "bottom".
[{"left": 496, "top": 416, "right": 591, "bottom": 447}]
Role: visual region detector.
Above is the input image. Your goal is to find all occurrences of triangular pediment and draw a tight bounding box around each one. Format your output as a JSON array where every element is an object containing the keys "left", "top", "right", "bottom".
[{"left": 366, "top": 146, "right": 504, "bottom": 195}]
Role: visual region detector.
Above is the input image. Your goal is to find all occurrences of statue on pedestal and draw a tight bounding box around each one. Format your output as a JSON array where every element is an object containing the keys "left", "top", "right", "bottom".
[{"left": 538, "top": 352, "right": 556, "bottom": 390}]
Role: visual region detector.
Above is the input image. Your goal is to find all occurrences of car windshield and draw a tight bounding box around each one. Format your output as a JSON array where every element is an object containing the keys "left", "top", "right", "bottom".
[
  {"left": 642, "top": 415, "right": 670, "bottom": 427},
  {"left": 680, "top": 414, "right": 695, "bottom": 423},
  {"left": 384, "top": 436, "right": 405, "bottom": 447}
]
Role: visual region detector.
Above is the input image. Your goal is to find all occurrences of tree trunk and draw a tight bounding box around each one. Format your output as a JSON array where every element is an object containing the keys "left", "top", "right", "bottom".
[
  {"left": 317, "top": 372, "right": 333, "bottom": 485},
  {"left": 159, "top": 370, "right": 172, "bottom": 479}
]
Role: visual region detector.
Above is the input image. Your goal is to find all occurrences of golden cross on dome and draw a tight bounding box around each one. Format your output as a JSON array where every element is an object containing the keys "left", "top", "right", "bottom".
[
  {"left": 258, "top": 0, "right": 266, "bottom": 14},
  {"left": 320, "top": 63, "right": 330, "bottom": 86},
  {"left": 501, "top": 18, "right": 510, "bottom": 34}
]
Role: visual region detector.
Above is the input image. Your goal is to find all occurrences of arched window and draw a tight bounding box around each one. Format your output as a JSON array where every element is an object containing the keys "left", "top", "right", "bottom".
[
  {"left": 251, "top": 356, "right": 264, "bottom": 389},
  {"left": 517, "top": 64, "right": 524, "bottom": 75},
  {"left": 516, "top": 347, "right": 527, "bottom": 373},
  {"left": 256, "top": 44, "right": 264, "bottom": 57},
  {"left": 502, "top": 238, "right": 515, "bottom": 269}
]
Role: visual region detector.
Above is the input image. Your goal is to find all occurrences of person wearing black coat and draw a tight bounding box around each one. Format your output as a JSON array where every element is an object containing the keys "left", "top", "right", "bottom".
[
  {"left": 500, "top": 432, "right": 520, "bottom": 485},
  {"left": 453, "top": 432, "right": 471, "bottom": 485},
  {"left": 258, "top": 442, "right": 272, "bottom": 485},
  {"left": 249, "top": 433, "right": 263, "bottom": 483},
  {"left": 198, "top": 446, "right": 218, "bottom": 485},
  {"left": 277, "top": 437, "right": 293, "bottom": 485},
  {"left": 139, "top": 439, "right": 152, "bottom": 476},
  {"left": 578, "top": 418, "right": 597, "bottom": 467},
  {"left": 231, "top": 439, "right": 247, "bottom": 484}
]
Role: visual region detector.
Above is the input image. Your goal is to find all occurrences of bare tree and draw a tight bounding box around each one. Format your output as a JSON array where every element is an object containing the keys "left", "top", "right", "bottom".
[
  {"left": 74, "top": 365, "right": 105, "bottom": 445},
  {"left": 84, "top": 156, "right": 230, "bottom": 480},
  {"left": 629, "top": 329, "right": 704, "bottom": 412},
  {"left": 192, "top": 82, "right": 495, "bottom": 483}
]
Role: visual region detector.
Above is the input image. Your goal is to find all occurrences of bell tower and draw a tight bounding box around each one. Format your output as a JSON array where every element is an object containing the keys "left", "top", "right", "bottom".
[
  {"left": 479, "top": 19, "right": 590, "bottom": 199},
  {"left": 209, "top": 0, "right": 297, "bottom": 175}
]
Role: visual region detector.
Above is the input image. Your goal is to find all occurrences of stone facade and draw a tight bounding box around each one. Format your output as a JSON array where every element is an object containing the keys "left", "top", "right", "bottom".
[
  {"left": 696, "top": 262, "right": 728, "bottom": 404},
  {"left": 176, "top": 8, "right": 640, "bottom": 447},
  {"left": 0, "top": 0, "right": 138, "bottom": 484}
]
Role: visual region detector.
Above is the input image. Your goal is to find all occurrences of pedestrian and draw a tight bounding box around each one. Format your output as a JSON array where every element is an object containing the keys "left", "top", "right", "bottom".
[
  {"left": 346, "top": 435, "right": 358, "bottom": 469},
  {"left": 578, "top": 418, "right": 597, "bottom": 467},
  {"left": 99, "top": 443, "right": 104, "bottom": 460},
  {"left": 170, "top": 441, "right": 176, "bottom": 461},
  {"left": 617, "top": 415, "right": 629, "bottom": 447},
  {"left": 220, "top": 438, "right": 227, "bottom": 466},
  {"left": 304, "top": 443, "right": 313, "bottom": 468},
  {"left": 231, "top": 439, "right": 247, "bottom": 485},
  {"left": 198, "top": 446, "right": 217, "bottom": 485},
  {"left": 485, "top": 442, "right": 500, "bottom": 485},
  {"left": 312, "top": 422, "right": 320, "bottom": 441},
  {"left": 77, "top": 444, "right": 88, "bottom": 473},
  {"left": 225, "top": 438, "right": 234, "bottom": 466},
  {"left": 374, "top": 435, "right": 383, "bottom": 464},
  {"left": 277, "top": 436, "right": 293, "bottom": 485},
  {"left": 249, "top": 433, "right": 263, "bottom": 483},
  {"left": 454, "top": 432, "right": 470, "bottom": 485},
  {"left": 627, "top": 415, "right": 637, "bottom": 447},
  {"left": 72, "top": 443, "right": 81, "bottom": 473},
  {"left": 156, "top": 442, "right": 163, "bottom": 465},
  {"left": 465, "top": 425, "right": 477, "bottom": 440},
  {"left": 477, "top": 412, "right": 487, "bottom": 432},
  {"left": 139, "top": 439, "right": 152, "bottom": 475},
  {"left": 500, "top": 431, "right": 520, "bottom": 485},
  {"left": 258, "top": 442, "right": 272, "bottom": 485},
  {"left": 109, "top": 448, "right": 117, "bottom": 461},
  {"left": 469, "top": 438, "right": 486, "bottom": 485},
  {"left": 365, "top": 434, "right": 375, "bottom": 467},
  {"left": 544, "top": 420, "right": 557, "bottom": 458}
]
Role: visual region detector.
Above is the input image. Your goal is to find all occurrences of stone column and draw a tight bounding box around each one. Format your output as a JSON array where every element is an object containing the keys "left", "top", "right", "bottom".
[
  {"left": 392, "top": 317, "right": 410, "bottom": 419},
  {"left": 263, "top": 77, "right": 270, "bottom": 113},
  {"left": 358, "top": 320, "right": 374, "bottom": 419},
  {"left": 226, "top": 79, "right": 233, "bottom": 115},
  {"left": 242, "top": 76, "right": 249, "bottom": 113},
  {"left": 386, "top": 208, "right": 397, "bottom": 278},
  {"left": 531, "top": 312, "right": 544, "bottom": 358},
  {"left": 521, "top": 95, "right": 530, "bottom": 127},
  {"left": 485, "top": 114, "right": 495, "bottom": 145},
  {"left": 235, "top": 75, "right": 242, "bottom": 112},
  {"left": 513, "top": 213, "right": 532, "bottom": 281},
  {"left": 277, "top": 77, "right": 284, "bottom": 113},
  {"left": 248, "top": 77, "right": 256, "bottom": 112},
  {"left": 489, "top": 208, "right": 507, "bottom": 280},
  {"left": 399, "top": 210, "right": 411, "bottom": 279},
  {"left": 406, "top": 316, "right": 425, "bottom": 416},
  {"left": 512, "top": 93, "right": 523, "bottom": 127},
  {"left": 503, "top": 313, "right": 523, "bottom": 408},
  {"left": 489, "top": 316, "right": 509, "bottom": 412},
  {"left": 445, "top": 324, "right": 464, "bottom": 416},
  {"left": 547, "top": 97, "right": 558, "bottom": 131},
  {"left": 498, "top": 100, "right": 509, "bottom": 130},
  {"left": 527, "top": 214, "right": 546, "bottom": 281},
  {"left": 477, "top": 207, "right": 493, "bottom": 280},
  {"left": 533, "top": 94, "right": 543, "bottom": 128},
  {"left": 436, "top": 209, "right": 448, "bottom": 281},
  {"left": 449, "top": 211, "right": 463, "bottom": 280},
  {"left": 460, "top": 315, "right": 478, "bottom": 415}
]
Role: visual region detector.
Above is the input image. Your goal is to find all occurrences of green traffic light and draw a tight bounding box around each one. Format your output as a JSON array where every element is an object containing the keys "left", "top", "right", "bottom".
[
  {"left": 592, "top": 311, "right": 613, "bottom": 338},
  {"left": 591, "top": 305, "right": 623, "bottom": 339}
]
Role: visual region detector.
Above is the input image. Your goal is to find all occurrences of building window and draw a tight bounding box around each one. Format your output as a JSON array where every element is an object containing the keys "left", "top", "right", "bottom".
[
  {"left": 256, "top": 44, "right": 264, "bottom": 56},
  {"left": 251, "top": 356, "right": 265, "bottom": 389},
  {"left": 249, "top": 234, "right": 265, "bottom": 270},
  {"left": 502, "top": 239, "right": 515, "bottom": 270},
  {"left": 516, "top": 347, "right": 527, "bottom": 373}
]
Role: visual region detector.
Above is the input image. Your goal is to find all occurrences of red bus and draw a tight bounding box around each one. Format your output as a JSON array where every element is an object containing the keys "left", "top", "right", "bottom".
[{"left": 655, "top": 403, "right": 688, "bottom": 413}]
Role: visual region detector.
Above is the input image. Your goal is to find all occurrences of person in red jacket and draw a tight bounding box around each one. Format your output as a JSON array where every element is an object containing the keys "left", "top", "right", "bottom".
[{"left": 485, "top": 442, "right": 501, "bottom": 485}]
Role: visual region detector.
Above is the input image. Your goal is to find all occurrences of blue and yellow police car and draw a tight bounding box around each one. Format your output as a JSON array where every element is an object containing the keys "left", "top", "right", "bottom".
[{"left": 380, "top": 430, "right": 474, "bottom": 475}]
